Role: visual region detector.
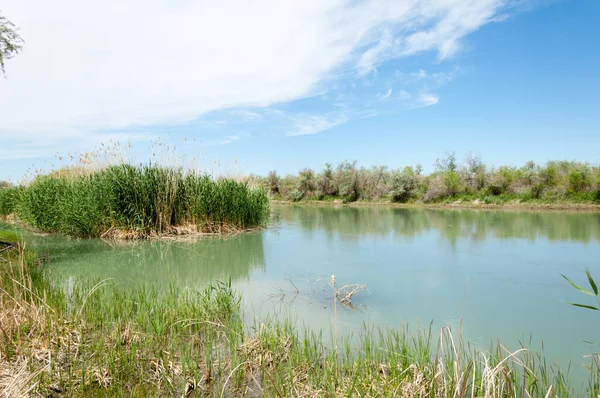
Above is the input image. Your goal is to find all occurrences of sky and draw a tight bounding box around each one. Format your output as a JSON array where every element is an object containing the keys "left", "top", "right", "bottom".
[{"left": 0, "top": 0, "right": 599, "bottom": 180}]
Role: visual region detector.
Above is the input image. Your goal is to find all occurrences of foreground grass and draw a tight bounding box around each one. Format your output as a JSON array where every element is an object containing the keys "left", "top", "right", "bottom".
[
  {"left": 1, "top": 241, "right": 598, "bottom": 397},
  {"left": 0, "top": 163, "right": 269, "bottom": 238}
]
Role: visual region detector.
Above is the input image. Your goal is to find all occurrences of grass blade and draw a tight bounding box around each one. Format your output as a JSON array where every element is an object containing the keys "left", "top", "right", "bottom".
[
  {"left": 562, "top": 274, "right": 596, "bottom": 297},
  {"left": 585, "top": 268, "right": 598, "bottom": 296},
  {"left": 566, "top": 302, "right": 600, "bottom": 311}
]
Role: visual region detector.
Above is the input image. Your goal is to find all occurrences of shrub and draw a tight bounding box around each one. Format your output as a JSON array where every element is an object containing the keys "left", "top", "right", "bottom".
[
  {"left": 334, "top": 161, "right": 360, "bottom": 202},
  {"left": 542, "top": 186, "right": 567, "bottom": 201},
  {"left": 266, "top": 170, "right": 280, "bottom": 195},
  {"left": 464, "top": 152, "right": 486, "bottom": 190},
  {"left": 443, "top": 171, "right": 461, "bottom": 196},
  {"left": 593, "top": 172, "right": 600, "bottom": 202},
  {"left": 568, "top": 168, "right": 590, "bottom": 193},
  {"left": 389, "top": 167, "right": 415, "bottom": 203},
  {"left": 317, "top": 163, "right": 337, "bottom": 198},
  {"left": 482, "top": 195, "right": 502, "bottom": 205},
  {"left": 424, "top": 175, "right": 449, "bottom": 202},
  {"left": 295, "top": 168, "right": 317, "bottom": 200}
]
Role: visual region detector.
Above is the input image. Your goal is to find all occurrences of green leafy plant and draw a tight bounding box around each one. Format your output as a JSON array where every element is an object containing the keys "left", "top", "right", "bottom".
[
  {"left": 0, "top": 13, "right": 24, "bottom": 76},
  {"left": 562, "top": 268, "right": 600, "bottom": 311}
]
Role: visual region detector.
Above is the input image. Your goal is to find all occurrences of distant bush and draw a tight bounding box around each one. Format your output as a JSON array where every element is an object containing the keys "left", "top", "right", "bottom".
[
  {"left": 389, "top": 167, "right": 416, "bottom": 203},
  {"left": 569, "top": 168, "right": 590, "bottom": 193},
  {"left": 294, "top": 168, "right": 317, "bottom": 200},
  {"left": 482, "top": 195, "right": 502, "bottom": 205},
  {"left": 259, "top": 155, "right": 600, "bottom": 206},
  {"left": 424, "top": 175, "right": 450, "bottom": 202},
  {"left": 266, "top": 170, "right": 280, "bottom": 196},
  {"left": 316, "top": 163, "right": 336, "bottom": 198},
  {"left": 334, "top": 161, "right": 360, "bottom": 202}
]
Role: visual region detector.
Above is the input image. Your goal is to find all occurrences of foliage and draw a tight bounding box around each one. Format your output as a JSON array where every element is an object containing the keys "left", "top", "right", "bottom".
[
  {"left": 435, "top": 151, "right": 458, "bottom": 173},
  {"left": 7, "top": 164, "right": 269, "bottom": 237},
  {"left": 0, "top": 13, "right": 24, "bottom": 76},
  {"left": 253, "top": 155, "right": 600, "bottom": 205},
  {"left": 334, "top": 160, "right": 360, "bottom": 201},
  {"left": 0, "top": 185, "right": 21, "bottom": 216},
  {"left": 389, "top": 167, "right": 416, "bottom": 203},
  {"left": 317, "top": 162, "right": 336, "bottom": 198},
  {"left": 562, "top": 269, "right": 600, "bottom": 311},
  {"left": 266, "top": 170, "right": 280, "bottom": 195},
  {"left": 424, "top": 174, "right": 450, "bottom": 202},
  {"left": 294, "top": 168, "right": 317, "bottom": 200}
]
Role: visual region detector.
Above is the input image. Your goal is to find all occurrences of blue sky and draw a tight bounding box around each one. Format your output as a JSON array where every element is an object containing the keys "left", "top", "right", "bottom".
[{"left": 1, "top": 0, "right": 599, "bottom": 180}]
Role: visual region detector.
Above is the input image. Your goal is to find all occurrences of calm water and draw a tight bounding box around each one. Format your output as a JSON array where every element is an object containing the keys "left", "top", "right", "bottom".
[{"left": 7, "top": 205, "right": 600, "bottom": 386}]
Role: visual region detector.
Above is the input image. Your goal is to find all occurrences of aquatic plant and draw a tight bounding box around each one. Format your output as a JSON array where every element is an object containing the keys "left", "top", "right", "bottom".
[
  {"left": 12, "top": 163, "right": 269, "bottom": 238},
  {"left": 0, "top": 185, "right": 21, "bottom": 217},
  {"left": 563, "top": 268, "right": 600, "bottom": 311}
]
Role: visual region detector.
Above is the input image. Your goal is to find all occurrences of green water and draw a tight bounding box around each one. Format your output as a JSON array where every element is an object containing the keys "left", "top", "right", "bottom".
[{"left": 5, "top": 205, "right": 600, "bottom": 387}]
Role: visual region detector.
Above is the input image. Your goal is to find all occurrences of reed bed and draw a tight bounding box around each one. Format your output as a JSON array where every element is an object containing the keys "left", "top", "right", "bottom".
[
  {"left": 1, "top": 163, "right": 269, "bottom": 238},
  {"left": 1, "top": 242, "right": 598, "bottom": 397}
]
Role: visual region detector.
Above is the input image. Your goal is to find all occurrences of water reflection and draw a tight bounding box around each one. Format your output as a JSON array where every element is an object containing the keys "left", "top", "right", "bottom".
[
  {"left": 277, "top": 205, "right": 600, "bottom": 244},
  {"left": 39, "top": 233, "right": 266, "bottom": 286}
]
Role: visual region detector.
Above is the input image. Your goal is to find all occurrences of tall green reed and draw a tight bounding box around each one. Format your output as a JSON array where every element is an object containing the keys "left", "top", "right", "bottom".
[{"left": 9, "top": 163, "right": 269, "bottom": 238}]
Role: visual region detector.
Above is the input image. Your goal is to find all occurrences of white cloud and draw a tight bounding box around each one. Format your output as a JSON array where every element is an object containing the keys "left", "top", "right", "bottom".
[
  {"left": 287, "top": 115, "right": 349, "bottom": 136},
  {"left": 0, "top": 132, "right": 157, "bottom": 160},
  {"left": 0, "top": 0, "right": 513, "bottom": 140},
  {"left": 379, "top": 89, "right": 393, "bottom": 99},
  {"left": 413, "top": 93, "right": 440, "bottom": 108},
  {"left": 211, "top": 135, "right": 240, "bottom": 146}
]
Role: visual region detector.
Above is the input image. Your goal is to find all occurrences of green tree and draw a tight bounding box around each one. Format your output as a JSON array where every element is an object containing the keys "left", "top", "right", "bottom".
[
  {"left": 266, "top": 170, "right": 280, "bottom": 195},
  {"left": 435, "top": 151, "right": 457, "bottom": 173},
  {"left": 0, "top": 12, "right": 24, "bottom": 76},
  {"left": 317, "top": 163, "right": 336, "bottom": 198},
  {"left": 389, "top": 167, "right": 415, "bottom": 203}
]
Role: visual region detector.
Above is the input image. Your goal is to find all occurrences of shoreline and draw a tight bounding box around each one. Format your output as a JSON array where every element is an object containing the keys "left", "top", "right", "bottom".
[
  {"left": 271, "top": 199, "right": 600, "bottom": 212},
  {"left": 0, "top": 215, "right": 262, "bottom": 241}
]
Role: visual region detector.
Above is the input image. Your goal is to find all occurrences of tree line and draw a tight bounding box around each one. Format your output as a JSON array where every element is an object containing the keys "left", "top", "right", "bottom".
[{"left": 254, "top": 153, "right": 600, "bottom": 204}]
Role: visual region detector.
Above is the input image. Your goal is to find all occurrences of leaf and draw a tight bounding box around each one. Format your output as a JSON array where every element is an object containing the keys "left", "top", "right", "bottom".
[
  {"left": 567, "top": 302, "right": 600, "bottom": 311},
  {"left": 562, "top": 274, "right": 596, "bottom": 297},
  {"left": 586, "top": 268, "right": 598, "bottom": 296}
]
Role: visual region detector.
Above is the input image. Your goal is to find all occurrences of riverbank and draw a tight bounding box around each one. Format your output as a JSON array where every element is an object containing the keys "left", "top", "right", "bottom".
[
  {"left": 272, "top": 199, "right": 600, "bottom": 212},
  {"left": 1, "top": 234, "right": 597, "bottom": 397}
]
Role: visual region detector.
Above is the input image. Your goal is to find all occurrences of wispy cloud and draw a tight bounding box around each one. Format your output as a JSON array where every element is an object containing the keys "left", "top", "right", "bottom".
[
  {"left": 379, "top": 89, "right": 393, "bottom": 100},
  {"left": 0, "top": 132, "right": 157, "bottom": 161},
  {"left": 287, "top": 115, "right": 349, "bottom": 136},
  {"left": 212, "top": 135, "right": 240, "bottom": 146},
  {"left": 413, "top": 94, "right": 440, "bottom": 108},
  {"left": 0, "top": 0, "right": 514, "bottom": 139}
]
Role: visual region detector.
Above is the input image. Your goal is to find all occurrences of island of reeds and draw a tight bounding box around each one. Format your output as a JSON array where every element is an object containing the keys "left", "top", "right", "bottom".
[
  {"left": 254, "top": 154, "right": 600, "bottom": 206},
  {"left": 0, "top": 163, "right": 269, "bottom": 238}
]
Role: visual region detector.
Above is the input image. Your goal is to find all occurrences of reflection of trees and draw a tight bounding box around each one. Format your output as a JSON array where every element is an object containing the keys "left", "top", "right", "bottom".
[
  {"left": 39, "top": 233, "right": 266, "bottom": 286},
  {"left": 276, "top": 205, "right": 600, "bottom": 244}
]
